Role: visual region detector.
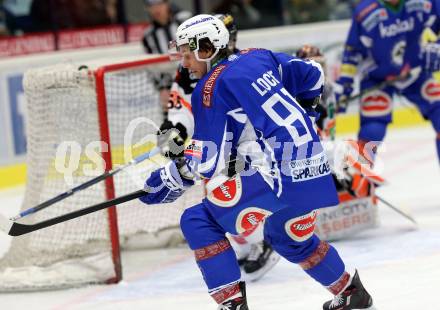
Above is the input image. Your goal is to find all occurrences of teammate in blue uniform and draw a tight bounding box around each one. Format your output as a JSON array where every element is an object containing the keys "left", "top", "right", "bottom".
[
  {"left": 336, "top": 0, "right": 440, "bottom": 164},
  {"left": 141, "top": 15, "right": 373, "bottom": 310}
]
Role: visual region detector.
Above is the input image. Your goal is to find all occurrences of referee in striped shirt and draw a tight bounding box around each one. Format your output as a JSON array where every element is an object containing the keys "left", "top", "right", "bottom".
[
  {"left": 142, "top": 0, "right": 191, "bottom": 111},
  {"left": 142, "top": 0, "right": 191, "bottom": 54}
]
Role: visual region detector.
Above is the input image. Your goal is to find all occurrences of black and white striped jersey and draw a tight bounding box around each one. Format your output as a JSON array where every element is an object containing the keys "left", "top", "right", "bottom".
[{"left": 142, "top": 9, "right": 191, "bottom": 54}]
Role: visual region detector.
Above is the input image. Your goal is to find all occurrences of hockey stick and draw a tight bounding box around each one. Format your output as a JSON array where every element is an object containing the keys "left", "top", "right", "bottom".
[
  {"left": 338, "top": 66, "right": 421, "bottom": 108},
  {"left": 0, "top": 189, "right": 147, "bottom": 237},
  {"left": 0, "top": 190, "right": 416, "bottom": 237},
  {"left": 339, "top": 154, "right": 416, "bottom": 224},
  {"left": 0, "top": 158, "right": 240, "bottom": 236},
  {"left": 339, "top": 80, "right": 392, "bottom": 106},
  {"left": 10, "top": 147, "right": 160, "bottom": 221},
  {"left": 375, "top": 194, "right": 417, "bottom": 225}
]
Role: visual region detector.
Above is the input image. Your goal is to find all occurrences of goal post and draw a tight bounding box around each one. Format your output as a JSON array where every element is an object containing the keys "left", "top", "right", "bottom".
[
  {"left": 0, "top": 55, "right": 204, "bottom": 291},
  {"left": 93, "top": 55, "right": 172, "bottom": 284}
]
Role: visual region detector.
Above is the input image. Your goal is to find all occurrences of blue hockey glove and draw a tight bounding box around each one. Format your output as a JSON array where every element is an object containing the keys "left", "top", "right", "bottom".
[
  {"left": 423, "top": 42, "right": 440, "bottom": 72},
  {"left": 334, "top": 77, "right": 354, "bottom": 113},
  {"left": 139, "top": 160, "right": 193, "bottom": 204}
]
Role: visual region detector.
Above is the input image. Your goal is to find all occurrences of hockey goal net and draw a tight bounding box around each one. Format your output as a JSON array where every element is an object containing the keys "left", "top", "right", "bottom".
[{"left": 0, "top": 55, "right": 204, "bottom": 291}]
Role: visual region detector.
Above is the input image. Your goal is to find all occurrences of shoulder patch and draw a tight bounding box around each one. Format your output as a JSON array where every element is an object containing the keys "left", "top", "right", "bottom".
[
  {"left": 184, "top": 139, "right": 203, "bottom": 158},
  {"left": 239, "top": 48, "right": 262, "bottom": 55},
  {"left": 203, "top": 64, "right": 227, "bottom": 108},
  {"left": 361, "top": 8, "right": 388, "bottom": 31},
  {"left": 406, "top": 0, "right": 432, "bottom": 14},
  {"left": 356, "top": 2, "right": 378, "bottom": 21}
]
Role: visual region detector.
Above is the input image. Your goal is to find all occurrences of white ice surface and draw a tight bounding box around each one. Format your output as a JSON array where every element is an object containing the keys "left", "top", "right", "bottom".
[{"left": 0, "top": 125, "right": 439, "bottom": 310}]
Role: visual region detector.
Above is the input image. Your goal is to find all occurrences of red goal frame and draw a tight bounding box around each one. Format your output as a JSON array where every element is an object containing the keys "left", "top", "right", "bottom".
[{"left": 93, "top": 55, "right": 171, "bottom": 283}]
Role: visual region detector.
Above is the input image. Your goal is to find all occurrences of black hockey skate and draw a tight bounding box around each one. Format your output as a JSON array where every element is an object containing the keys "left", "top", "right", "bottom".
[
  {"left": 243, "top": 240, "right": 280, "bottom": 282},
  {"left": 323, "top": 270, "right": 373, "bottom": 310},
  {"left": 217, "top": 282, "right": 249, "bottom": 310}
]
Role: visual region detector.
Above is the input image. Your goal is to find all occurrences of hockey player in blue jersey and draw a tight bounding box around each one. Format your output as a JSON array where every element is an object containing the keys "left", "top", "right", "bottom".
[
  {"left": 336, "top": 0, "right": 440, "bottom": 164},
  {"left": 140, "top": 14, "right": 374, "bottom": 310},
  {"left": 159, "top": 13, "right": 281, "bottom": 282}
]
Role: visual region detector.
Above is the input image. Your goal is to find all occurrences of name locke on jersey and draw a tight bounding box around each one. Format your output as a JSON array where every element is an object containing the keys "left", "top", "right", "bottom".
[{"left": 185, "top": 62, "right": 331, "bottom": 182}]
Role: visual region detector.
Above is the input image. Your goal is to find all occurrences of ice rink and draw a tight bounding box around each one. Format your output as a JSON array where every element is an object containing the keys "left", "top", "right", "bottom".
[{"left": 0, "top": 125, "right": 439, "bottom": 310}]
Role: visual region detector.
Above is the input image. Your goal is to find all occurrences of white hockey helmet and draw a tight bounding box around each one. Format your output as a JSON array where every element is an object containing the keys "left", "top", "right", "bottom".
[{"left": 175, "top": 14, "right": 229, "bottom": 62}]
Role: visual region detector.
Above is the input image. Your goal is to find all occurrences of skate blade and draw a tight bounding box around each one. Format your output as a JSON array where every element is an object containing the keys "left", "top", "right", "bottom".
[
  {"left": 242, "top": 252, "right": 281, "bottom": 282},
  {"left": 357, "top": 305, "right": 376, "bottom": 310}
]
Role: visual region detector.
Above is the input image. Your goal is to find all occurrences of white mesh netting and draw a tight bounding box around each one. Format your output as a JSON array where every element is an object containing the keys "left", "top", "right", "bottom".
[{"left": 0, "top": 57, "right": 204, "bottom": 291}]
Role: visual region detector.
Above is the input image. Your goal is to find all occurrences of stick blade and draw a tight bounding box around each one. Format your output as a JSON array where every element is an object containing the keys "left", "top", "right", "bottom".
[
  {"left": 0, "top": 214, "right": 14, "bottom": 236},
  {"left": 7, "top": 222, "right": 34, "bottom": 237}
]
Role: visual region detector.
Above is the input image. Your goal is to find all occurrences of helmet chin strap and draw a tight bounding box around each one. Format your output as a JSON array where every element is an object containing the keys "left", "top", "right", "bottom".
[{"left": 195, "top": 48, "right": 220, "bottom": 72}]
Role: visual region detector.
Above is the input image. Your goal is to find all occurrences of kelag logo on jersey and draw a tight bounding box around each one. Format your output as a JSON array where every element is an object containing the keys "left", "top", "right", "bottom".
[
  {"left": 235, "top": 207, "right": 272, "bottom": 236},
  {"left": 207, "top": 175, "right": 242, "bottom": 207},
  {"left": 379, "top": 17, "right": 414, "bottom": 38}
]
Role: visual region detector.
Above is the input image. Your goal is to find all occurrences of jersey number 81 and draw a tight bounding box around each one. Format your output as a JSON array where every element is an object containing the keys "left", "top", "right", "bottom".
[{"left": 261, "top": 87, "right": 313, "bottom": 147}]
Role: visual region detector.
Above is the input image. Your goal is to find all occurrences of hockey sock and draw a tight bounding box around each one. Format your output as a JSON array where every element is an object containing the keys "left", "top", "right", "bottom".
[
  {"left": 358, "top": 121, "right": 387, "bottom": 161},
  {"left": 209, "top": 281, "right": 243, "bottom": 304},
  {"left": 326, "top": 271, "right": 351, "bottom": 295},
  {"left": 194, "top": 239, "right": 241, "bottom": 291},
  {"left": 299, "top": 240, "right": 347, "bottom": 288},
  {"left": 358, "top": 121, "right": 387, "bottom": 143}
]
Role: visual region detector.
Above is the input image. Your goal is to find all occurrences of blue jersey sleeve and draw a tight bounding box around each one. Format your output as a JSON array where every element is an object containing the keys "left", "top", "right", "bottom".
[
  {"left": 272, "top": 52, "right": 325, "bottom": 100},
  {"left": 340, "top": 13, "right": 368, "bottom": 82},
  {"left": 428, "top": 0, "right": 440, "bottom": 34}
]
